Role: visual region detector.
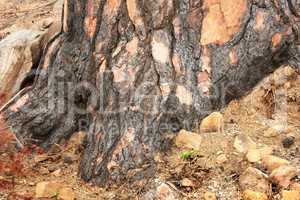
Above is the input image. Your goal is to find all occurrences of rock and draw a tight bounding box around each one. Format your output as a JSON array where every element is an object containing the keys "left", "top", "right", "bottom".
[
  {"left": 58, "top": 187, "right": 76, "bottom": 200},
  {"left": 0, "top": 30, "right": 43, "bottom": 106},
  {"left": 264, "top": 128, "right": 279, "bottom": 138},
  {"left": 291, "top": 183, "right": 300, "bottom": 192},
  {"left": 247, "top": 148, "right": 262, "bottom": 163},
  {"left": 52, "top": 169, "right": 61, "bottom": 177},
  {"left": 282, "top": 190, "right": 300, "bottom": 200},
  {"left": 262, "top": 155, "right": 290, "bottom": 172},
  {"left": 175, "top": 130, "right": 202, "bottom": 150},
  {"left": 28, "top": 182, "right": 35, "bottom": 186},
  {"left": 39, "top": 167, "right": 49, "bottom": 175},
  {"left": 270, "top": 165, "right": 297, "bottom": 188},
  {"left": 36, "top": 181, "right": 75, "bottom": 200},
  {"left": 216, "top": 154, "right": 228, "bottom": 164},
  {"left": 239, "top": 167, "right": 270, "bottom": 194},
  {"left": 63, "top": 153, "right": 76, "bottom": 164},
  {"left": 282, "top": 137, "right": 295, "bottom": 149},
  {"left": 35, "top": 181, "right": 61, "bottom": 198},
  {"left": 204, "top": 192, "right": 217, "bottom": 200},
  {"left": 141, "top": 180, "right": 180, "bottom": 200},
  {"left": 246, "top": 147, "right": 273, "bottom": 163},
  {"left": 200, "top": 112, "right": 224, "bottom": 133},
  {"left": 41, "top": 18, "right": 54, "bottom": 30},
  {"left": 47, "top": 164, "right": 59, "bottom": 172},
  {"left": 234, "top": 134, "right": 257, "bottom": 154},
  {"left": 243, "top": 190, "right": 268, "bottom": 200},
  {"left": 181, "top": 178, "right": 194, "bottom": 187},
  {"left": 34, "top": 154, "right": 50, "bottom": 163}
]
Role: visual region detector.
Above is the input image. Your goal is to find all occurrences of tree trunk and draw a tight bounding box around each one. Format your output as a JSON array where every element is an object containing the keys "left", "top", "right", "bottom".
[{"left": 1, "top": 0, "right": 300, "bottom": 186}]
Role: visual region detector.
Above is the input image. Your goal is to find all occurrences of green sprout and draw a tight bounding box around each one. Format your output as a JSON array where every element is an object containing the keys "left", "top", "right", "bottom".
[{"left": 179, "top": 151, "right": 195, "bottom": 160}]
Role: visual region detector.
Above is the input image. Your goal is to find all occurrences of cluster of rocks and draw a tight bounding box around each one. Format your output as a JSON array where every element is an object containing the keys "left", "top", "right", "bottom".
[
  {"left": 172, "top": 111, "right": 300, "bottom": 199},
  {"left": 235, "top": 134, "right": 299, "bottom": 200}
]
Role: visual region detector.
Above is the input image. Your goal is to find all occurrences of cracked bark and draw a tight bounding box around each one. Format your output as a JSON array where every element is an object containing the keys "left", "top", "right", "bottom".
[{"left": 1, "top": 0, "right": 300, "bottom": 186}]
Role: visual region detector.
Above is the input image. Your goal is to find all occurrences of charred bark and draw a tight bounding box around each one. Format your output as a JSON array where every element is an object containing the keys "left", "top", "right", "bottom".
[{"left": 1, "top": 0, "right": 300, "bottom": 186}]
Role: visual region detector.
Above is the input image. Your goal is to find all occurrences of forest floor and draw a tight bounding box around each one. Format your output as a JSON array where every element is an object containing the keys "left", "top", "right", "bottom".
[{"left": 0, "top": 0, "right": 300, "bottom": 199}]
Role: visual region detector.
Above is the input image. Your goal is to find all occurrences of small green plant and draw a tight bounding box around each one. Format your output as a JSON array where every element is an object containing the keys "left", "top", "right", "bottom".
[
  {"left": 51, "top": 192, "right": 59, "bottom": 199},
  {"left": 179, "top": 151, "right": 195, "bottom": 160}
]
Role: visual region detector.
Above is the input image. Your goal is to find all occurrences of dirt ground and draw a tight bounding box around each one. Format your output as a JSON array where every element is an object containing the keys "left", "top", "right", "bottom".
[{"left": 0, "top": 1, "right": 300, "bottom": 199}]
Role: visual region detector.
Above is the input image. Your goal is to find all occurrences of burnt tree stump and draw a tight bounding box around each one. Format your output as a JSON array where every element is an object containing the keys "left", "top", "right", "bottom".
[{"left": 1, "top": 0, "right": 300, "bottom": 186}]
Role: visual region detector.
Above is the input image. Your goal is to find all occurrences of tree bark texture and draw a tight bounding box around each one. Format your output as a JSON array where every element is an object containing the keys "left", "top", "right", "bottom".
[{"left": 1, "top": 0, "right": 300, "bottom": 186}]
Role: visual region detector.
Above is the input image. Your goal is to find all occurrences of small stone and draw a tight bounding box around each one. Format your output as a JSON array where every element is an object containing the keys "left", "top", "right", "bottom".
[
  {"left": 282, "top": 190, "right": 300, "bottom": 200},
  {"left": 35, "top": 181, "right": 61, "bottom": 198},
  {"left": 39, "top": 167, "right": 49, "bottom": 175},
  {"left": 216, "top": 154, "right": 228, "bottom": 164},
  {"left": 247, "top": 149, "right": 262, "bottom": 163},
  {"left": 28, "top": 182, "right": 35, "bottom": 186},
  {"left": 246, "top": 147, "right": 273, "bottom": 163},
  {"left": 204, "top": 192, "right": 217, "bottom": 200},
  {"left": 239, "top": 167, "right": 270, "bottom": 194},
  {"left": 181, "top": 178, "right": 194, "bottom": 187},
  {"left": 58, "top": 187, "right": 76, "bottom": 200},
  {"left": 63, "top": 153, "right": 76, "bottom": 164},
  {"left": 264, "top": 128, "right": 279, "bottom": 138},
  {"left": 262, "top": 155, "right": 290, "bottom": 172},
  {"left": 291, "top": 183, "right": 300, "bottom": 191},
  {"left": 200, "top": 112, "right": 224, "bottom": 133},
  {"left": 34, "top": 154, "right": 50, "bottom": 163},
  {"left": 41, "top": 18, "right": 54, "bottom": 29},
  {"left": 175, "top": 130, "right": 202, "bottom": 150},
  {"left": 52, "top": 169, "right": 61, "bottom": 177},
  {"left": 243, "top": 190, "right": 268, "bottom": 200},
  {"left": 270, "top": 165, "right": 297, "bottom": 188},
  {"left": 282, "top": 137, "right": 295, "bottom": 149},
  {"left": 47, "top": 164, "right": 59, "bottom": 172},
  {"left": 156, "top": 182, "right": 180, "bottom": 200},
  {"left": 234, "top": 134, "right": 257, "bottom": 154}
]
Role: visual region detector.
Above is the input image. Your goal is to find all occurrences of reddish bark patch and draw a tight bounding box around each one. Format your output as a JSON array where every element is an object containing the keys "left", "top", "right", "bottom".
[
  {"left": 0, "top": 92, "right": 7, "bottom": 107},
  {"left": 172, "top": 54, "right": 183, "bottom": 75},
  {"left": 272, "top": 33, "right": 282, "bottom": 48},
  {"left": 197, "top": 71, "right": 211, "bottom": 95},
  {"left": 254, "top": 11, "right": 267, "bottom": 31},
  {"left": 0, "top": 114, "right": 14, "bottom": 145},
  {"left": 10, "top": 94, "right": 29, "bottom": 112},
  {"left": 201, "top": 0, "right": 247, "bottom": 45},
  {"left": 229, "top": 49, "right": 238, "bottom": 65},
  {"left": 199, "top": 47, "right": 212, "bottom": 95},
  {"left": 84, "top": 0, "right": 97, "bottom": 39}
]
